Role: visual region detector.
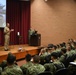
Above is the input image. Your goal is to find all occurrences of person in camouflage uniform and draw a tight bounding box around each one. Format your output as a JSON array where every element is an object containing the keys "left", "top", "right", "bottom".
[
  {"left": 59, "top": 48, "right": 67, "bottom": 63},
  {"left": 44, "top": 62, "right": 56, "bottom": 75},
  {"left": 68, "top": 61, "right": 76, "bottom": 75},
  {"left": 51, "top": 52, "right": 65, "bottom": 70},
  {"left": 2, "top": 54, "right": 23, "bottom": 75},
  {"left": 20, "top": 54, "right": 33, "bottom": 75},
  {"left": 39, "top": 48, "right": 48, "bottom": 65},
  {"left": 1, "top": 52, "right": 18, "bottom": 71},
  {"left": 27, "top": 55, "right": 45, "bottom": 75},
  {"left": 44, "top": 52, "right": 65, "bottom": 75}
]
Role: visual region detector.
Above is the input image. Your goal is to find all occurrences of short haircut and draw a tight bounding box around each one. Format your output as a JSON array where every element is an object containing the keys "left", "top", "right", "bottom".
[
  {"left": 74, "top": 42, "right": 76, "bottom": 46},
  {"left": 7, "top": 54, "right": 16, "bottom": 65},
  {"left": 25, "top": 54, "right": 32, "bottom": 62},
  {"left": 61, "top": 48, "right": 66, "bottom": 53},
  {"left": 51, "top": 52, "right": 58, "bottom": 59},
  {"left": 33, "top": 55, "right": 40, "bottom": 63}
]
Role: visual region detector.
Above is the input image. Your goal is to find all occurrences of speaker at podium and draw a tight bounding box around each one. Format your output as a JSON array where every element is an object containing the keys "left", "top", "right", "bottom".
[{"left": 29, "top": 34, "right": 41, "bottom": 46}]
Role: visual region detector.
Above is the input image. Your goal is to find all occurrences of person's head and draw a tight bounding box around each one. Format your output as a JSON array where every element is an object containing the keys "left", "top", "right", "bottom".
[
  {"left": 73, "top": 42, "right": 76, "bottom": 48},
  {"left": 6, "top": 23, "right": 10, "bottom": 28},
  {"left": 8, "top": 52, "right": 13, "bottom": 56},
  {"left": 41, "top": 49, "right": 46, "bottom": 54},
  {"left": 7, "top": 54, "right": 16, "bottom": 65},
  {"left": 62, "top": 42, "right": 66, "bottom": 47},
  {"left": 61, "top": 48, "right": 67, "bottom": 54},
  {"left": 66, "top": 43, "right": 71, "bottom": 51},
  {"left": 52, "top": 45, "right": 57, "bottom": 50},
  {"left": 25, "top": 54, "right": 32, "bottom": 62},
  {"left": 56, "top": 44, "right": 60, "bottom": 49},
  {"left": 51, "top": 52, "right": 58, "bottom": 62},
  {"left": 59, "top": 43, "right": 64, "bottom": 48},
  {"left": 47, "top": 48, "right": 52, "bottom": 53},
  {"left": 33, "top": 55, "right": 40, "bottom": 64},
  {"left": 45, "top": 55, "right": 51, "bottom": 63}
]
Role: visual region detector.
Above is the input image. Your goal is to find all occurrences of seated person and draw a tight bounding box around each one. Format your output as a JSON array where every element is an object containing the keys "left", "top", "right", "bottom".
[
  {"left": 2, "top": 54, "right": 23, "bottom": 75},
  {"left": 44, "top": 52, "right": 65, "bottom": 75},
  {"left": 68, "top": 62, "right": 76, "bottom": 75},
  {"left": 27, "top": 55, "right": 45, "bottom": 75},
  {"left": 51, "top": 52, "right": 65, "bottom": 70},
  {"left": 20, "top": 54, "right": 33, "bottom": 75},
  {"left": 1, "top": 52, "right": 17, "bottom": 71},
  {"left": 59, "top": 48, "right": 67, "bottom": 64}
]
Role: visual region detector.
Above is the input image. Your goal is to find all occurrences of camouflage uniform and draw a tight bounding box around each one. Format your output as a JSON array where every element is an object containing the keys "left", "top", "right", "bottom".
[
  {"left": 28, "top": 63, "right": 45, "bottom": 75},
  {"left": 2, "top": 64, "right": 23, "bottom": 75},
  {"left": 70, "top": 50, "right": 75, "bottom": 55},
  {"left": 28, "top": 29, "right": 34, "bottom": 45},
  {"left": 59, "top": 53, "right": 67, "bottom": 63},
  {"left": 44, "top": 59, "right": 65, "bottom": 75},
  {"left": 53, "top": 59, "right": 65, "bottom": 70},
  {"left": 68, "top": 64, "right": 76, "bottom": 75},
  {"left": 20, "top": 61, "right": 33, "bottom": 75},
  {"left": 44, "top": 63, "right": 56, "bottom": 75},
  {"left": 0, "top": 67, "right": 2, "bottom": 75},
  {"left": 4, "top": 26, "right": 10, "bottom": 50},
  {"left": 40, "top": 53, "right": 47, "bottom": 61}
]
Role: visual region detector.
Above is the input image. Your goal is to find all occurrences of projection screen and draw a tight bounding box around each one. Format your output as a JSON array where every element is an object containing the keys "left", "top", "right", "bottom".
[{"left": 0, "top": 0, "right": 6, "bottom": 28}]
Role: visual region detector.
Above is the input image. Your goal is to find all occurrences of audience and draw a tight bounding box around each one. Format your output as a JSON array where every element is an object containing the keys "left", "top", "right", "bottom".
[{"left": 1, "top": 38, "right": 76, "bottom": 75}]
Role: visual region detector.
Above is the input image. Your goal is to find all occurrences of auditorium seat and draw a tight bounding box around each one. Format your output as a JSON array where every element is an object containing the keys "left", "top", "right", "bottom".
[
  {"left": 38, "top": 71, "right": 52, "bottom": 75},
  {"left": 54, "top": 68, "right": 68, "bottom": 75}
]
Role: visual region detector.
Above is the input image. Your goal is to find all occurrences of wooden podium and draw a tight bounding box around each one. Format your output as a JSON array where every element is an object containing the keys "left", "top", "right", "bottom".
[{"left": 29, "top": 34, "right": 41, "bottom": 46}]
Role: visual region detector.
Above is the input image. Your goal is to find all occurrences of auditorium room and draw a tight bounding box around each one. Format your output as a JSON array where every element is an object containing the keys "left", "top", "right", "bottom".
[{"left": 0, "top": 0, "right": 76, "bottom": 75}]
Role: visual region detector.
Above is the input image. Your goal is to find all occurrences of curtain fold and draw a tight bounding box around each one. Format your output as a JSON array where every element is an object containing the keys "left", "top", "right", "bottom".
[{"left": 20, "top": 1, "right": 30, "bottom": 44}]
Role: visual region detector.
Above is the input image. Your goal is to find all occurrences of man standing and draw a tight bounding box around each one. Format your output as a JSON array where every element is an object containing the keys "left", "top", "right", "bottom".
[
  {"left": 4, "top": 23, "right": 14, "bottom": 51},
  {"left": 28, "top": 28, "right": 34, "bottom": 45}
]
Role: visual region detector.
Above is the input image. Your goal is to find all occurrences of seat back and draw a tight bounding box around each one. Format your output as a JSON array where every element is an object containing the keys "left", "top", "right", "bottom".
[
  {"left": 54, "top": 68, "right": 68, "bottom": 75},
  {"left": 38, "top": 71, "right": 52, "bottom": 75}
]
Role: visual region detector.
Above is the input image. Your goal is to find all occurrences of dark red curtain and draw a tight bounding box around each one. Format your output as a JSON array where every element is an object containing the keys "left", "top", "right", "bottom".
[
  {"left": 0, "top": 0, "right": 30, "bottom": 45},
  {"left": 20, "top": 1, "right": 30, "bottom": 44}
]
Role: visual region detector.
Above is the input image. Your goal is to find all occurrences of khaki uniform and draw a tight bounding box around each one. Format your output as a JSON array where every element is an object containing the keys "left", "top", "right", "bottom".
[{"left": 4, "top": 26, "right": 10, "bottom": 50}]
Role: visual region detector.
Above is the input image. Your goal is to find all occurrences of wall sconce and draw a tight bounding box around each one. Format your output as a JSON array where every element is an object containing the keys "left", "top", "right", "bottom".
[{"left": 44, "top": 0, "right": 48, "bottom": 1}]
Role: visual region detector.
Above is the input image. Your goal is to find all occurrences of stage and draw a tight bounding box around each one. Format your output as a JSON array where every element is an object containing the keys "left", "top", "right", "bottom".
[{"left": 0, "top": 44, "right": 40, "bottom": 63}]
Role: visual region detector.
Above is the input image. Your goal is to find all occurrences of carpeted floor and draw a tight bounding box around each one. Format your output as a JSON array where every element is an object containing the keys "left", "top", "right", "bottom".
[{"left": 17, "top": 59, "right": 26, "bottom": 66}]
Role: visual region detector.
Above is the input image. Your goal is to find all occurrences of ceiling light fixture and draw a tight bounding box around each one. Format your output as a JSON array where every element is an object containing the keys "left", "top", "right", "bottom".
[{"left": 45, "top": 0, "right": 48, "bottom": 2}]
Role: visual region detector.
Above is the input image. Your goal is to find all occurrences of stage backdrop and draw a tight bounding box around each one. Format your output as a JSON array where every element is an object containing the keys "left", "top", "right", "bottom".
[{"left": 0, "top": 0, "right": 30, "bottom": 45}]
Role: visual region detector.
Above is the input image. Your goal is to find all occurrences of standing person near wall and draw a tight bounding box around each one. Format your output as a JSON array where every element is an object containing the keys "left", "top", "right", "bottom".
[
  {"left": 28, "top": 28, "right": 34, "bottom": 45},
  {"left": 4, "top": 23, "right": 14, "bottom": 51}
]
